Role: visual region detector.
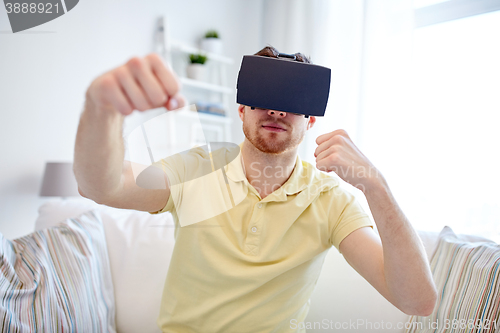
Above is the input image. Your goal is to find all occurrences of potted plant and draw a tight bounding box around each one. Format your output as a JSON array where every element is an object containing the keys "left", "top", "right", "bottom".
[
  {"left": 186, "top": 53, "right": 208, "bottom": 81},
  {"left": 200, "top": 30, "right": 222, "bottom": 54}
]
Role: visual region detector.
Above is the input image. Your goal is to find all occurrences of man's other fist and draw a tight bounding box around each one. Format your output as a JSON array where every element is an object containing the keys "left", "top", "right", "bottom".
[{"left": 314, "top": 129, "right": 381, "bottom": 192}]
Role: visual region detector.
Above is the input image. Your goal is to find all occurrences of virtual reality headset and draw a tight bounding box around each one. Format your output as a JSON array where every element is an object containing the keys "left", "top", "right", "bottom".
[{"left": 236, "top": 54, "right": 331, "bottom": 117}]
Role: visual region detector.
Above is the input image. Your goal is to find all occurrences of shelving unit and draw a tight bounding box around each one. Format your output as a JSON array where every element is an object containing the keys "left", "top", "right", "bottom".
[
  {"left": 170, "top": 40, "right": 233, "bottom": 64},
  {"left": 179, "top": 77, "right": 233, "bottom": 95},
  {"left": 154, "top": 17, "right": 234, "bottom": 147}
]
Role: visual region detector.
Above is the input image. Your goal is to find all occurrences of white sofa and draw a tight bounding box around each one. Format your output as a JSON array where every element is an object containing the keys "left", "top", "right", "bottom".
[{"left": 34, "top": 199, "right": 446, "bottom": 333}]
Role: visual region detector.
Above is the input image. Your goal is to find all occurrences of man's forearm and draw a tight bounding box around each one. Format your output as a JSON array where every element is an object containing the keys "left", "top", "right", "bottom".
[
  {"left": 74, "top": 99, "right": 125, "bottom": 203},
  {"left": 364, "top": 177, "right": 437, "bottom": 315}
]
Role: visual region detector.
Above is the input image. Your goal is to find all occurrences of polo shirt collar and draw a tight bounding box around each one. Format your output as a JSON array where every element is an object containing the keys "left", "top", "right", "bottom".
[
  {"left": 224, "top": 142, "right": 247, "bottom": 183},
  {"left": 224, "top": 143, "right": 309, "bottom": 201}
]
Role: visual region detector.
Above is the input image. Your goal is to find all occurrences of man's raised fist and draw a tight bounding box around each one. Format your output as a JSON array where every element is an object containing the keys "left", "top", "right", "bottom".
[{"left": 86, "top": 53, "right": 185, "bottom": 115}]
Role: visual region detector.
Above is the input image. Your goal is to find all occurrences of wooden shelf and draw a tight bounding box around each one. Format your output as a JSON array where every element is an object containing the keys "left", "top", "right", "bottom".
[
  {"left": 180, "top": 77, "right": 233, "bottom": 94},
  {"left": 170, "top": 41, "right": 234, "bottom": 64}
]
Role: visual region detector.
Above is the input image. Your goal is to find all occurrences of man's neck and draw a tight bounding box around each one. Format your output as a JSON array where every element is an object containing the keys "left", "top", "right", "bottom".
[{"left": 241, "top": 138, "right": 298, "bottom": 199}]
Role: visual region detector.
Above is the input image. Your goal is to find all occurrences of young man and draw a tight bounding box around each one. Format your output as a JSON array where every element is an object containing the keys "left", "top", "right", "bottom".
[{"left": 74, "top": 47, "right": 437, "bottom": 332}]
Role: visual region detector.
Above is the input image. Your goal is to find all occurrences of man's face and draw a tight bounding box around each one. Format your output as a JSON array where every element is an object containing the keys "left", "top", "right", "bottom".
[{"left": 238, "top": 105, "right": 316, "bottom": 154}]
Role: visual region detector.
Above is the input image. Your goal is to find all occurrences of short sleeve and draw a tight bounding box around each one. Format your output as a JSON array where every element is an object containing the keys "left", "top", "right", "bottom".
[
  {"left": 149, "top": 190, "right": 175, "bottom": 215},
  {"left": 328, "top": 187, "right": 374, "bottom": 253},
  {"left": 147, "top": 154, "right": 185, "bottom": 215},
  {"left": 146, "top": 146, "right": 226, "bottom": 220},
  {"left": 148, "top": 145, "right": 244, "bottom": 226}
]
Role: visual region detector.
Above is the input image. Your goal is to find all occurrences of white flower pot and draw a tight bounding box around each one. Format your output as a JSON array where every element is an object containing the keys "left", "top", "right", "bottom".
[
  {"left": 200, "top": 38, "right": 223, "bottom": 54},
  {"left": 186, "top": 63, "right": 206, "bottom": 81}
]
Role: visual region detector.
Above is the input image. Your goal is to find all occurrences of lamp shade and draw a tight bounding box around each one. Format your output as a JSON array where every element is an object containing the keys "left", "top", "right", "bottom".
[{"left": 40, "top": 162, "right": 81, "bottom": 197}]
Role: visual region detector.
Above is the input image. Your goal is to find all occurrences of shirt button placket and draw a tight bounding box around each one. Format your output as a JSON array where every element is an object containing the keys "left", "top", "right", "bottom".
[
  {"left": 252, "top": 203, "right": 263, "bottom": 231},
  {"left": 248, "top": 202, "right": 263, "bottom": 248}
]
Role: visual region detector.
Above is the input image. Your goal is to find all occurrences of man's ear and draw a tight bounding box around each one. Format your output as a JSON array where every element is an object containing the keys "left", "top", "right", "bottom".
[
  {"left": 306, "top": 116, "right": 316, "bottom": 130},
  {"left": 238, "top": 105, "right": 245, "bottom": 121}
]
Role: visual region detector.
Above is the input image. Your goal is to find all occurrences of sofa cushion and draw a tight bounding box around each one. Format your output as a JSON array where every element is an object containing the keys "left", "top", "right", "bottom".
[
  {"left": 0, "top": 210, "right": 116, "bottom": 332},
  {"left": 405, "top": 226, "right": 500, "bottom": 332},
  {"left": 35, "top": 199, "right": 175, "bottom": 333},
  {"left": 98, "top": 206, "right": 175, "bottom": 333}
]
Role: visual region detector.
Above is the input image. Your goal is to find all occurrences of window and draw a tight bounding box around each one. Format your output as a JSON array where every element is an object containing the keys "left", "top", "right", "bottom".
[
  {"left": 415, "top": 0, "right": 500, "bottom": 27},
  {"left": 407, "top": 10, "right": 500, "bottom": 240},
  {"left": 414, "top": 0, "right": 450, "bottom": 10}
]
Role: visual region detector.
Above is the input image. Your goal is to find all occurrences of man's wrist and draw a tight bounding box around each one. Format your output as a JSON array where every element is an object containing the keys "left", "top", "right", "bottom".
[
  {"left": 82, "top": 97, "right": 124, "bottom": 125},
  {"left": 359, "top": 171, "right": 389, "bottom": 196}
]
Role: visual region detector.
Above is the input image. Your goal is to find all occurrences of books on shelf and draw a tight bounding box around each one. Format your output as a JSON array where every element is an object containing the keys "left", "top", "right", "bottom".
[{"left": 195, "top": 101, "right": 226, "bottom": 117}]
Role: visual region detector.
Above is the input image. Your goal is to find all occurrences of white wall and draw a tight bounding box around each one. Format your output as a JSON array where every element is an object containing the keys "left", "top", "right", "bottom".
[{"left": 0, "top": 0, "right": 263, "bottom": 239}]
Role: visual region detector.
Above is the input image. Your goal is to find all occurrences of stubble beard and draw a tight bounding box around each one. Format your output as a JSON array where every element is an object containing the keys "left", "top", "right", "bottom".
[{"left": 243, "top": 121, "right": 305, "bottom": 155}]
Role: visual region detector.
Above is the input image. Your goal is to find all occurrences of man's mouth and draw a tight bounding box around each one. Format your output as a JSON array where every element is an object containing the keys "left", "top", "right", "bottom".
[{"left": 262, "top": 123, "right": 287, "bottom": 132}]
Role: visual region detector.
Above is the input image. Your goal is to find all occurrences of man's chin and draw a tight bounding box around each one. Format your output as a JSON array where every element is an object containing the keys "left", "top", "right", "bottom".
[
  {"left": 254, "top": 140, "right": 291, "bottom": 155},
  {"left": 244, "top": 125, "right": 300, "bottom": 154}
]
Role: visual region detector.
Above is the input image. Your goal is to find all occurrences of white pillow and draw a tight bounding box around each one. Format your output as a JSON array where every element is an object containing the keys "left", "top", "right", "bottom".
[
  {"left": 35, "top": 199, "right": 176, "bottom": 333},
  {"left": 35, "top": 198, "right": 100, "bottom": 230}
]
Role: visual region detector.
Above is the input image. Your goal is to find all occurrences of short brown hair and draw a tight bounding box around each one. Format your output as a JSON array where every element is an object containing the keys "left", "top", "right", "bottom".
[{"left": 254, "top": 46, "right": 312, "bottom": 64}]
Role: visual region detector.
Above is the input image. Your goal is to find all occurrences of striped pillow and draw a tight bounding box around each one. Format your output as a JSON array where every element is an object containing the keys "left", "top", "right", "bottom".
[
  {"left": 405, "top": 226, "right": 500, "bottom": 333},
  {"left": 0, "top": 210, "right": 116, "bottom": 332}
]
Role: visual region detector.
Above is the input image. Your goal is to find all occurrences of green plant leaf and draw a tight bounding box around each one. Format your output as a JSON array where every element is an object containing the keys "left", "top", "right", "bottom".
[
  {"left": 189, "top": 53, "right": 208, "bottom": 64},
  {"left": 205, "top": 30, "right": 219, "bottom": 39}
]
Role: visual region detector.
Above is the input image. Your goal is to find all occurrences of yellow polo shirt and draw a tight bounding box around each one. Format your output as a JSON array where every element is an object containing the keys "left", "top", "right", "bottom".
[{"left": 149, "top": 143, "right": 373, "bottom": 333}]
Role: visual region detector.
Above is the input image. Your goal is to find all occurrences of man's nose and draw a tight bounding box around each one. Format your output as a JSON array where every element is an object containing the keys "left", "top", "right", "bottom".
[{"left": 268, "top": 109, "right": 286, "bottom": 118}]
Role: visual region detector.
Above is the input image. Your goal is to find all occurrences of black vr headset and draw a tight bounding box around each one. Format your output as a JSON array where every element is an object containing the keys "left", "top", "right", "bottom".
[{"left": 236, "top": 54, "right": 331, "bottom": 117}]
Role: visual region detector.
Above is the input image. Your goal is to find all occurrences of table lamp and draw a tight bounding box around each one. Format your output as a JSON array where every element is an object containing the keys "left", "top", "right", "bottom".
[{"left": 40, "top": 162, "right": 81, "bottom": 198}]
